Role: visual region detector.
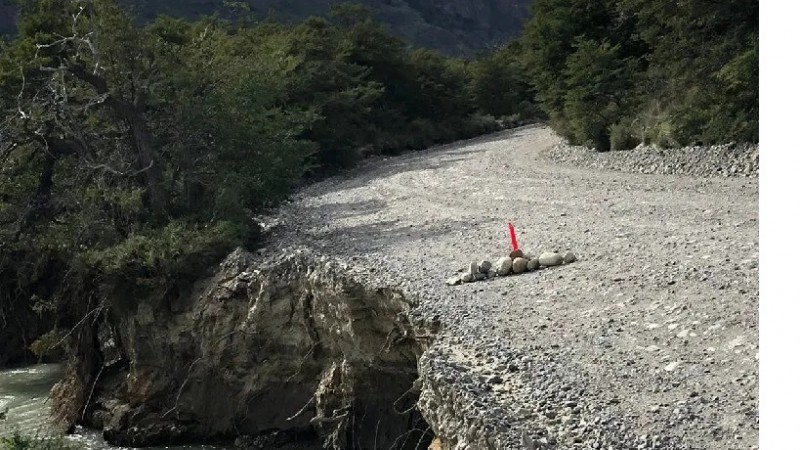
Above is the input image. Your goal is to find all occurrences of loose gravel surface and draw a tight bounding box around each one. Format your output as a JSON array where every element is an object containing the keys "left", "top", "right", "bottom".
[
  {"left": 543, "top": 141, "right": 759, "bottom": 178},
  {"left": 263, "top": 125, "right": 758, "bottom": 450}
]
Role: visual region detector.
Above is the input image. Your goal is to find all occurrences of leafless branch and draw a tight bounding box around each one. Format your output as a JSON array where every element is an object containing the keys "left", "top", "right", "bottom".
[
  {"left": 413, "top": 425, "right": 431, "bottom": 450},
  {"left": 285, "top": 394, "right": 315, "bottom": 422},
  {"left": 309, "top": 410, "right": 349, "bottom": 425},
  {"left": 85, "top": 159, "right": 152, "bottom": 177},
  {"left": 285, "top": 342, "right": 320, "bottom": 382},
  {"left": 17, "top": 68, "right": 29, "bottom": 119},
  {"left": 48, "top": 305, "right": 104, "bottom": 352},
  {"left": 389, "top": 426, "right": 427, "bottom": 450},
  {"left": 373, "top": 416, "right": 382, "bottom": 450},
  {"left": 392, "top": 384, "right": 419, "bottom": 415},
  {"left": 81, "top": 364, "right": 105, "bottom": 421},
  {"left": 161, "top": 356, "right": 205, "bottom": 419}
]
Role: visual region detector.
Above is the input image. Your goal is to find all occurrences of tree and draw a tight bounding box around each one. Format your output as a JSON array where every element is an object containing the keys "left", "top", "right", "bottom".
[
  {"left": 516, "top": 0, "right": 756, "bottom": 148},
  {"left": 562, "top": 39, "right": 639, "bottom": 151},
  {"left": 618, "top": 0, "right": 758, "bottom": 144},
  {"left": 520, "top": 0, "right": 619, "bottom": 118},
  {"left": 0, "top": 0, "right": 318, "bottom": 367},
  {"left": 283, "top": 16, "right": 383, "bottom": 171},
  {"left": 469, "top": 46, "right": 530, "bottom": 118},
  {"left": 405, "top": 48, "right": 472, "bottom": 121}
]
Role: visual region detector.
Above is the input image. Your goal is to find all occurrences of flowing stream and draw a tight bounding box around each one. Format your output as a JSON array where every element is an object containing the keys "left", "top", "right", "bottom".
[{"left": 0, "top": 364, "right": 223, "bottom": 450}]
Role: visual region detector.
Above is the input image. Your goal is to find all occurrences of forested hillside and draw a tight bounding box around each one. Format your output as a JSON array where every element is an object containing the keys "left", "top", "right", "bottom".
[
  {"left": 1, "top": 0, "right": 530, "bottom": 55},
  {"left": 0, "top": 0, "right": 757, "bottom": 366}
]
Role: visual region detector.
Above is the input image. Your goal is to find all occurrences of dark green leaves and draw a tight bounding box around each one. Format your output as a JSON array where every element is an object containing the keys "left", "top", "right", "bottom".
[{"left": 517, "top": 0, "right": 757, "bottom": 148}]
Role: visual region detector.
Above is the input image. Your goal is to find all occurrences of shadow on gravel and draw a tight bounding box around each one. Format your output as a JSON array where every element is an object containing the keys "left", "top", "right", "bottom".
[
  {"left": 310, "top": 217, "right": 476, "bottom": 255},
  {"left": 302, "top": 198, "right": 389, "bottom": 220},
  {"left": 301, "top": 125, "right": 544, "bottom": 195},
  {"left": 286, "top": 125, "right": 546, "bottom": 255}
]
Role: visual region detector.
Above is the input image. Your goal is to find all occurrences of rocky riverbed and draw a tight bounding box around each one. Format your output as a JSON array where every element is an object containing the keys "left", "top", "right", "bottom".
[{"left": 52, "top": 125, "right": 758, "bottom": 450}]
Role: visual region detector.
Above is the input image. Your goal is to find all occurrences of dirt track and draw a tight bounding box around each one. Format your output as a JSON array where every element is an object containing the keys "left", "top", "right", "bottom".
[{"left": 267, "top": 124, "right": 759, "bottom": 449}]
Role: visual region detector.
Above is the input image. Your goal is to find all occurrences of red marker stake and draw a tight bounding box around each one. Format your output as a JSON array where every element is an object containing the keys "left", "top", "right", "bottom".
[{"left": 508, "top": 222, "right": 519, "bottom": 252}]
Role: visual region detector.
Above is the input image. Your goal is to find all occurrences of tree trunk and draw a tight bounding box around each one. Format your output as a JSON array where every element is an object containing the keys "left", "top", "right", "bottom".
[
  {"left": 67, "top": 64, "right": 167, "bottom": 215},
  {"left": 124, "top": 107, "right": 166, "bottom": 214}
]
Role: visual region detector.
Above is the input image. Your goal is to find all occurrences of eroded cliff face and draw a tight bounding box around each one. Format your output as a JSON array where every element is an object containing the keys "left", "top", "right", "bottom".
[{"left": 52, "top": 248, "right": 438, "bottom": 448}]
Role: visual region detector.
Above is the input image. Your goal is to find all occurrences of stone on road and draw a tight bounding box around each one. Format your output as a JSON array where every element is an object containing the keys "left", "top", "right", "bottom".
[
  {"left": 538, "top": 252, "right": 564, "bottom": 266},
  {"left": 512, "top": 257, "right": 529, "bottom": 274},
  {"left": 496, "top": 257, "right": 513, "bottom": 276}
]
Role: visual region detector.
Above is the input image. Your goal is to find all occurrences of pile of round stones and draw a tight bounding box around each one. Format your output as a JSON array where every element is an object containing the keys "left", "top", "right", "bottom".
[{"left": 446, "top": 250, "right": 577, "bottom": 286}]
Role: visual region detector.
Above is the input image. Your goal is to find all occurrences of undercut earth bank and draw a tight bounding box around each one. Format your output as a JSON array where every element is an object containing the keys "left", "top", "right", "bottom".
[{"left": 53, "top": 248, "right": 439, "bottom": 449}]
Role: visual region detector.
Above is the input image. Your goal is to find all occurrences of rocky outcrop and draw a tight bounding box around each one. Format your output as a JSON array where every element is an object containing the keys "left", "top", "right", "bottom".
[
  {"left": 55, "top": 248, "right": 440, "bottom": 448},
  {"left": 418, "top": 347, "right": 506, "bottom": 450}
]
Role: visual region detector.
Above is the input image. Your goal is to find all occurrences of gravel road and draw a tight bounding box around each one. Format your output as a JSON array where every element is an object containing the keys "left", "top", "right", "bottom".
[{"left": 265, "top": 124, "right": 758, "bottom": 449}]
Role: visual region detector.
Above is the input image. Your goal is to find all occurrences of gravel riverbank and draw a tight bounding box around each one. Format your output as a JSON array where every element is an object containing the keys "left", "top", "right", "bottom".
[{"left": 262, "top": 124, "right": 758, "bottom": 449}]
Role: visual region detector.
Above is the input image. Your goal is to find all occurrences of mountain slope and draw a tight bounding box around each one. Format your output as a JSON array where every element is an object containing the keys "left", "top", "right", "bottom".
[{"left": 0, "top": 0, "right": 530, "bottom": 55}]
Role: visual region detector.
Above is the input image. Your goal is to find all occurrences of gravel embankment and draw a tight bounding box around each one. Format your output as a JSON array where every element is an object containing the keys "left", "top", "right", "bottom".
[
  {"left": 263, "top": 124, "right": 758, "bottom": 450},
  {"left": 543, "top": 142, "right": 759, "bottom": 178}
]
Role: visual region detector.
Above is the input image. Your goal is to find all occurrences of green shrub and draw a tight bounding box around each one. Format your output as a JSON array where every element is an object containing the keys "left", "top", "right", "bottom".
[
  {"left": 641, "top": 120, "right": 678, "bottom": 148},
  {"left": 609, "top": 123, "right": 640, "bottom": 151},
  {"left": 28, "top": 329, "right": 67, "bottom": 360},
  {"left": 468, "top": 114, "right": 503, "bottom": 134},
  {"left": 82, "top": 220, "right": 246, "bottom": 297},
  {"left": 516, "top": 100, "right": 542, "bottom": 120},
  {"left": 562, "top": 39, "right": 638, "bottom": 152}
]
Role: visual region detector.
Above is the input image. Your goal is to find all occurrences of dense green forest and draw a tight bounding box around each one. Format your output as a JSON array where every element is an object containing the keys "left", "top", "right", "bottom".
[
  {"left": 517, "top": 0, "right": 758, "bottom": 151},
  {"left": 0, "top": 0, "right": 757, "bottom": 366}
]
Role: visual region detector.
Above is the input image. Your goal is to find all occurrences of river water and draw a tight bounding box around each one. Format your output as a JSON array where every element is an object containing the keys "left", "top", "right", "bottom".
[{"left": 0, "top": 364, "right": 223, "bottom": 450}]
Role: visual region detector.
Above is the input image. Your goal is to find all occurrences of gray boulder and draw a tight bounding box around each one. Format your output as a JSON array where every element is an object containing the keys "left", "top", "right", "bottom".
[
  {"left": 512, "top": 257, "right": 529, "bottom": 274},
  {"left": 539, "top": 252, "right": 564, "bottom": 266},
  {"left": 496, "top": 257, "right": 513, "bottom": 276}
]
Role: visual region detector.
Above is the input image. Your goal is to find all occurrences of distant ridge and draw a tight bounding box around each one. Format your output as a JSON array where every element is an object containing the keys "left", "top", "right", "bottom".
[{"left": 0, "top": 0, "right": 530, "bottom": 55}]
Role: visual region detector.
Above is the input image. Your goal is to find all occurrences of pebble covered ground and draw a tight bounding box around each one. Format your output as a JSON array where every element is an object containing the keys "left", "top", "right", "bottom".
[
  {"left": 261, "top": 125, "right": 758, "bottom": 450},
  {"left": 543, "top": 141, "right": 758, "bottom": 178}
]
